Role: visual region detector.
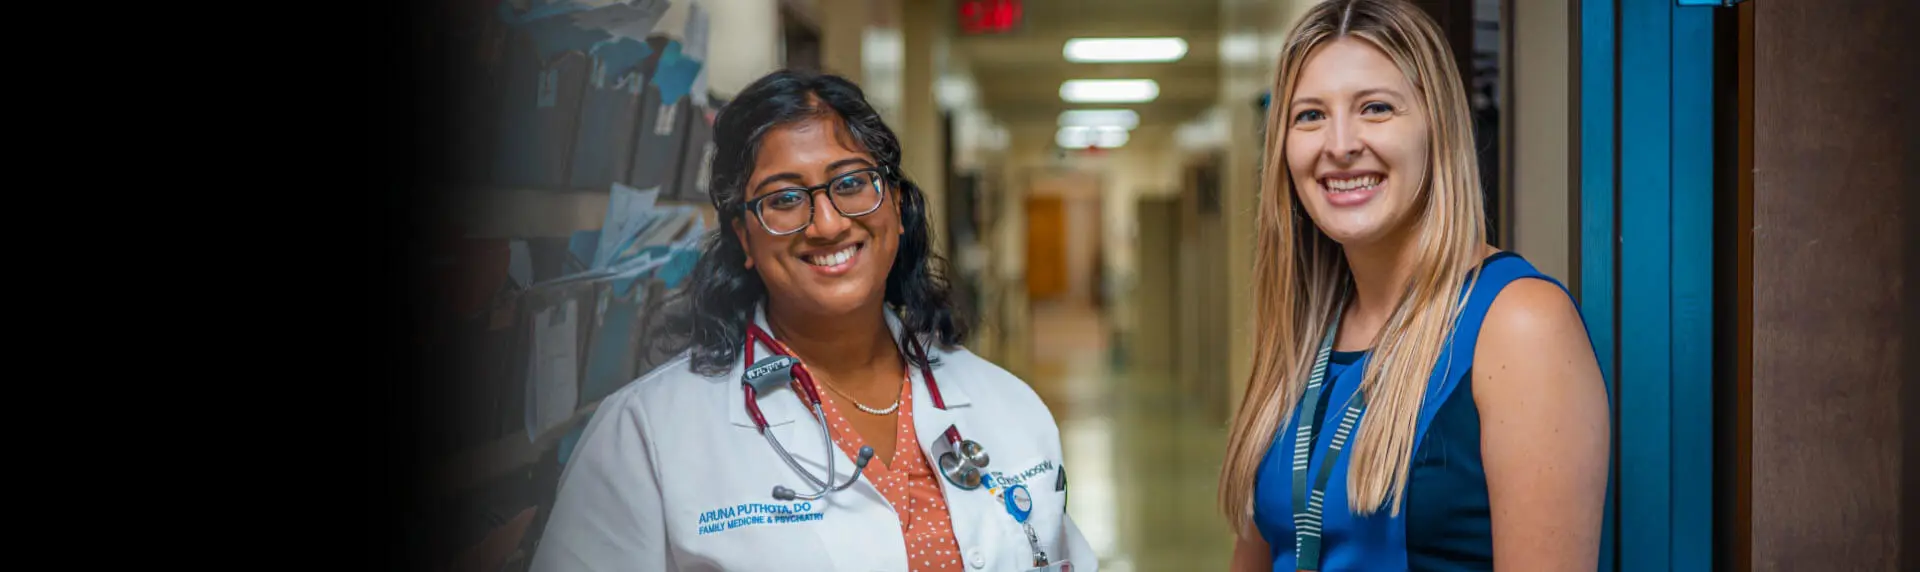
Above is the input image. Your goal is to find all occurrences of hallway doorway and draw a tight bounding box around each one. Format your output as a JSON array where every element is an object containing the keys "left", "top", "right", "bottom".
[{"left": 1025, "top": 195, "right": 1070, "bottom": 302}]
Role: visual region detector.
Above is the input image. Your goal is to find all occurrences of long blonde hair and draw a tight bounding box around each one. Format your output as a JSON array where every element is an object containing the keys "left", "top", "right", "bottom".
[{"left": 1218, "top": 0, "right": 1488, "bottom": 535}]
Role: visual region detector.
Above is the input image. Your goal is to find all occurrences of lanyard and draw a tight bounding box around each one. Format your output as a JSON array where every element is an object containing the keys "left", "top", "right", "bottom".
[
  {"left": 1291, "top": 290, "right": 1369, "bottom": 571},
  {"left": 987, "top": 475, "right": 1049, "bottom": 567}
]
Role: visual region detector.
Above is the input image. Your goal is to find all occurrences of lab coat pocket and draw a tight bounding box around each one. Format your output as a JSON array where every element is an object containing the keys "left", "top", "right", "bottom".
[{"left": 985, "top": 456, "right": 1068, "bottom": 569}]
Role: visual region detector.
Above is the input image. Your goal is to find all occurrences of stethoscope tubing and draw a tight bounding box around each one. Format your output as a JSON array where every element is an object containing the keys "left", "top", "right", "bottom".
[{"left": 742, "top": 321, "right": 981, "bottom": 499}]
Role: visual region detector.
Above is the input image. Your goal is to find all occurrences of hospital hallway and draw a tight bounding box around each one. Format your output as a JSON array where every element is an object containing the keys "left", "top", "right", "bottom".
[
  {"left": 1023, "top": 300, "right": 1234, "bottom": 571},
  {"left": 388, "top": 0, "right": 1920, "bottom": 569}
]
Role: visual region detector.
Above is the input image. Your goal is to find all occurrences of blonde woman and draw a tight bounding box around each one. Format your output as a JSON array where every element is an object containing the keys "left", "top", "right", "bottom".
[{"left": 1218, "top": 1, "right": 1611, "bottom": 570}]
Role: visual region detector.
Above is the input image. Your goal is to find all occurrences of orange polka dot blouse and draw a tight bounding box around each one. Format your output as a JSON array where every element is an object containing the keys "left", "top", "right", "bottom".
[{"left": 776, "top": 341, "right": 965, "bottom": 572}]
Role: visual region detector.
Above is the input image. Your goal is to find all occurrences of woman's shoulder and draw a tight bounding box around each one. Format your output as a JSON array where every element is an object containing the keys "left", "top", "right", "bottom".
[
  {"left": 1481, "top": 279, "right": 1583, "bottom": 340},
  {"left": 1470, "top": 251, "right": 1584, "bottom": 346},
  {"left": 597, "top": 350, "right": 734, "bottom": 424},
  {"left": 1470, "top": 255, "right": 1604, "bottom": 405}
]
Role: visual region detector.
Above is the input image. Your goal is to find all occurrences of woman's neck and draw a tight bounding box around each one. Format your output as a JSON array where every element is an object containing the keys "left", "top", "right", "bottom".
[
  {"left": 1337, "top": 222, "right": 1425, "bottom": 347},
  {"left": 764, "top": 301, "right": 901, "bottom": 387},
  {"left": 1342, "top": 241, "right": 1418, "bottom": 330}
]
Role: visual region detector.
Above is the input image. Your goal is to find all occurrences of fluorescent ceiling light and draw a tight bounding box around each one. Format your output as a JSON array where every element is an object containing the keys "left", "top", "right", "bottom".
[
  {"left": 1056, "top": 125, "right": 1130, "bottom": 149},
  {"left": 1059, "top": 79, "right": 1159, "bottom": 103},
  {"left": 1058, "top": 109, "right": 1140, "bottom": 129},
  {"left": 1063, "top": 37, "right": 1188, "bottom": 63}
]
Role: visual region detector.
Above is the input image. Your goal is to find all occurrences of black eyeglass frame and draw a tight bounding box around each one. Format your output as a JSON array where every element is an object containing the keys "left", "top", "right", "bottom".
[{"left": 740, "top": 166, "right": 894, "bottom": 236}]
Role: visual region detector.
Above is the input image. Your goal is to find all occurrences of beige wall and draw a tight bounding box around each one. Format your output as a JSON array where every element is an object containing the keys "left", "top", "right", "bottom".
[
  {"left": 1130, "top": 196, "right": 1182, "bottom": 373},
  {"left": 1099, "top": 127, "right": 1183, "bottom": 272},
  {"left": 808, "top": 0, "right": 913, "bottom": 154},
  {"left": 699, "top": 0, "right": 782, "bottom": 98},
  {"left": 900, "top": 2, "right": 947, "bottom": 254},
  {"left": 1509, "top": 0, "right": 1573, "bottom": 282},
  {"left": 1099, "top": 127, "right": 1183, "bottom": 334},
  {"left": 816, "top": 0, "right": 866, "bottom": 82}
]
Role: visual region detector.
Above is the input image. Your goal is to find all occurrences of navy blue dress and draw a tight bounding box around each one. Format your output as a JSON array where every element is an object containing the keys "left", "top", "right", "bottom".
[{"left": 1251, "top": 251, "right": 1592, "bottom": 571}]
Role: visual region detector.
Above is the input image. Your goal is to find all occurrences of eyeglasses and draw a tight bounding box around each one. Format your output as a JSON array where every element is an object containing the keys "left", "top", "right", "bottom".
[{"left": 742, "top": 167, "right": 891, "bottom": 236}]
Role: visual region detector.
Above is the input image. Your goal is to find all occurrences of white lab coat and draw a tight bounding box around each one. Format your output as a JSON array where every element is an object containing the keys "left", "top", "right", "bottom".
[{"left": 530, "top": 306, "right": 1098, "bottom": 572}]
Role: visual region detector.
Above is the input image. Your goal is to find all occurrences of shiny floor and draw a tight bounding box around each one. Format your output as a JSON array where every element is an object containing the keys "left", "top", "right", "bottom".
[{"left": 1024, "top": 301, "right": 1235, "bottom": 572}]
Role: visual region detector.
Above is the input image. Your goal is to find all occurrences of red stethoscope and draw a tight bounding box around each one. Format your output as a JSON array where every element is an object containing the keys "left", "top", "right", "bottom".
[{"left": 739, "top": 321, "right": 991, "bottom": 501}]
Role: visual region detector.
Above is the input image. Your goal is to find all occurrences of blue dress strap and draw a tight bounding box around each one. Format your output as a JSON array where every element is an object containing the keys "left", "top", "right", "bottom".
[{"left": 1412, "top": 251, "right": 1574, "bottom": 451}]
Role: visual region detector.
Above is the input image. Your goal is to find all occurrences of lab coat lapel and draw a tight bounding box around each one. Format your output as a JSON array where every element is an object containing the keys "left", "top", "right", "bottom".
[
  {"left": 903, "top": 312, "right": 993, "bottom": 565},
  {"left": 902, "top": 308, "right": 972, "bottom": 479},
  {"left": 725, "top": 304, "right": 847, "bottom": 492}
]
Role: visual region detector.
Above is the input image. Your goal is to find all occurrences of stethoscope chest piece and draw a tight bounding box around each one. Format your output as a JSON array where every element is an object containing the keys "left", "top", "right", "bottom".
[
  {"left": 935, "top": 431, "right": 991, "bottom": 490},
  {"left": 957, "top": 439, "right": 989, "bottom": 467},
  {"left": 939, "top": 450, "right": 984, "bottom": 489}
]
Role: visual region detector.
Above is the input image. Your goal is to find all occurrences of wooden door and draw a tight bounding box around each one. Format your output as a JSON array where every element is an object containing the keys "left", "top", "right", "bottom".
[
  {"left": 1025, "top": 196, "right": 1069, "bottom": 301},
  {"left": 1742, "top": 1, "right": 1917, "bottom": 569}
]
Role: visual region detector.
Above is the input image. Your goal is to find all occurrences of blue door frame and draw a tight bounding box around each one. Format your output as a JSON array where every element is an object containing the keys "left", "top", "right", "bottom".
[{"left": 1578, "top": 0, "right": 1718, "bottom": 569}]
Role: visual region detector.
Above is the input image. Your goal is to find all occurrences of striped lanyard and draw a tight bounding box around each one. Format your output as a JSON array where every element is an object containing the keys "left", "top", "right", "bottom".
[{"left": 1291, "top": 289, "right": 1369, "bottom": 571}]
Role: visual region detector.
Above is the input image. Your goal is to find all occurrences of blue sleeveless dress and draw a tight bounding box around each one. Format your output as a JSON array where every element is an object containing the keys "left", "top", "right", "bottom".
[{"left": 1251, "top": 251, "right": 1590, "bottom": 571}]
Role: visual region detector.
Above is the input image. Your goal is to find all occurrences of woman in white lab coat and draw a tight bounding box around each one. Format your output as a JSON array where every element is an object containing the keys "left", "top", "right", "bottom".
[{"left": 530, "top": 69, "right": 1095, "bottom": 572}]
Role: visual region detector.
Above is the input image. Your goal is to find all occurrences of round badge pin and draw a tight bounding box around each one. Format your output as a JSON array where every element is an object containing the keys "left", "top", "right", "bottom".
[{"left": 1004, "top": 484, "right": 1034, "bottom": 523}]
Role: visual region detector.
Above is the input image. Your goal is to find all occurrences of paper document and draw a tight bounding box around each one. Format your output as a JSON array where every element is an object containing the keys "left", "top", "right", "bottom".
[
  {"left": 526, "top": 298, "right": 581, "bottom": 442},
  {"left": 603, "top": 205, "right": 696, "bottom": 269},
  {"left": 681, "top": 0, "right": 708, "bottom": 59},
  {"left": 609, "top": 247, "right": 674, "bottom": 296},
  {"left": 650, "top": 42, "right": 703, "bottom": 107},
  {"left": 655, "top": 242, "right": 702, "bottom": 290},
  {"left": 569, "top": 0, "right": 672, "bottom": 42},
  {"left": 683, "top": 0, "right": 711, "bottom": 106},
  {"left": 635, "top": 206, "right": 697, "bottom": 248},
  {"left": 595, "top": 183, "right": 660, "bottom": 269}
]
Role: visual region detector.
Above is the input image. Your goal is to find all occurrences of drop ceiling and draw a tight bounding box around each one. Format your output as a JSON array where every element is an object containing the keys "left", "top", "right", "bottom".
[{"left": 950, "top": 0, "right": 1224, "bottom": 133}]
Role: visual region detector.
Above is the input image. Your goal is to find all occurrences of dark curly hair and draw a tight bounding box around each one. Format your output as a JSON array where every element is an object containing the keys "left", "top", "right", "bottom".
[{"left": 657, "top": 69, "right": 968, "bottom": 377}]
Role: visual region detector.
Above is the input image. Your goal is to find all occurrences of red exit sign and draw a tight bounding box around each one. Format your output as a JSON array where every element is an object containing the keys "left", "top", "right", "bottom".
[{"left": 958, "top": 0, "right": 1022, "bottom": 35}]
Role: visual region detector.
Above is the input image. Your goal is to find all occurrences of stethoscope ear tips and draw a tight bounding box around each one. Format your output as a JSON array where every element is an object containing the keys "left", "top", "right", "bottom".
[
  {"left": 854, "top": 446, "right": 876, "bottom": 466},
  {"left": 772, "top": 486, "right": 798, "bottom": 501}
]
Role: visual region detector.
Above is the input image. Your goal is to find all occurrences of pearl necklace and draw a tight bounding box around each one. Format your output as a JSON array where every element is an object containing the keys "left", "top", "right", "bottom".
[
  {"left": 818, "top": 373, "right": 907, "bottom": 415},
  {"left": 763, "top": 332, "right": 906, "bottom": 416}
]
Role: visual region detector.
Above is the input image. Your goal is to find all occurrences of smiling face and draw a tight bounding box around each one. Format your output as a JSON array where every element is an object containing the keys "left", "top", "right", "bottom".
[
  {"left": 732, "top": 113, "right": 903, "bottom": 322},
  {"left": 1284, "top": 36, "right": 1432, "bottom": 249}
]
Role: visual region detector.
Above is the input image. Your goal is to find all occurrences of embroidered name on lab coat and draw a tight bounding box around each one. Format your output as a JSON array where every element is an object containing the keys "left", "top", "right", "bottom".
[
  {"left": 986, "top": 459, "right": 1058, "bottom": 488},
  {"left": 695, "top": 502, "right": 824, "bottom": 535}
]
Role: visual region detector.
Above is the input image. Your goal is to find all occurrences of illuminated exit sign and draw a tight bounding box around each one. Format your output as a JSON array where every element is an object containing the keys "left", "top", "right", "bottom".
[{"left": 958, "top": 0, "right": 1022, "bottom": 35}]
